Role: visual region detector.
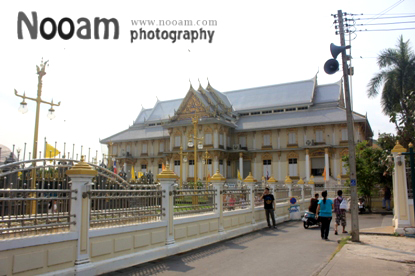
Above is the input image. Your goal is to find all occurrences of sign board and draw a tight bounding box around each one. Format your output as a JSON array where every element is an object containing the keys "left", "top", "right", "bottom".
[
  {"left": 290, "top": 197, "right": 297, "bottom": 204},
  {"left": 350, "top": 179, "right": 356, "bottom": 186}
]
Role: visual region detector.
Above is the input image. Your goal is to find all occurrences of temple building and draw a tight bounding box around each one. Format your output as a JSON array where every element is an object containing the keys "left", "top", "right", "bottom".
[{"left": 100, "top": 75, "right": 373, "bottom": 185}]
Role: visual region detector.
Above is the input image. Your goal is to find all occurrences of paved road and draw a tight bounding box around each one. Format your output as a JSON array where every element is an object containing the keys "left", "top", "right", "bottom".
[{"left": 104, "top": 214, "right": 393, "bottom": 276}]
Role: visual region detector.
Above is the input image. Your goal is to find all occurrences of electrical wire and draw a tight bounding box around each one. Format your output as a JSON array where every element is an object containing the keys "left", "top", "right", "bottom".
[{"left": 356, "top": 27, "right": 415, "bottom": 32}]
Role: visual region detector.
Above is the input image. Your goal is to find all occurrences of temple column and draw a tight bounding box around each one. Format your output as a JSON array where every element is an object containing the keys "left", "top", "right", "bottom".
[
  {"left": 325, "top": 148, "right": 330, "bottom": 183},
  {"left": 305, "top": 149, "right": 310, "bottom": 181},
  {"left": 239, "top": 153, "right": 243, "bottom": 180}
]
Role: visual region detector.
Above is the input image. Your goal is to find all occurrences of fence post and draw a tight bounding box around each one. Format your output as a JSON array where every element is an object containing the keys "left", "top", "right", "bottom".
[
  {"left": 244, "top": 172, "right": 257, "bottom": 224},
  {"left": 308, "top": 175, "right": 315, "bottom": 197},
  {"left": 268, "top": 176, "right": 278, "bottom": 220},
  {"left": 285, "top": 176, "right": 293, "bottom": 197},
  {"left": 211, "top": 170, "right": 226, "bottom": 232},
  {"left": 66, "top": 156, "right": 97, "bottom": 273},
  {"left": 157, "top": 164, "right": 178, "bottom": 245},
  {"left": 298, "top": 178, "right": 305, "bottom": 203},
  {"left": 391, "top": 142, "right": 411, "bottom": 234}
]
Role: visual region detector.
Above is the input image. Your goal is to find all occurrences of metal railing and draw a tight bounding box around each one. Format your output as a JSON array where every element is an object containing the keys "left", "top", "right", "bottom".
[
  {"left": 223, "top": 187, "right": 250, "bottom": 211},
  {"left": 253, "top": 187, "right": 266, "bottom": 207},
  {"left": 89, "top": 186, "right": 163, "bottom": 229},
  {"left": 275, "top": 187, "right": 289, "bottom": 203},
  {"left": 0, "top": 159, "right": 76, "bottom": 239},
  {"left": 173, "top": 188, "right": 216, "bottom": 217},
  {"left": 291, "top": 187, "right": 302, "bottom": 198},
  {"left": 303, "top": 187, "right": 312, "bottom": 198}
]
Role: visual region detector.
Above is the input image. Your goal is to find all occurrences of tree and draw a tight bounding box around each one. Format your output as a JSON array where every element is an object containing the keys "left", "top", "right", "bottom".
[
  {"left": 343, "top": 141, "right": 391, "bottom": 212},
  {"left": 367, "top": 35, "right": 415, "bottom": 147}
]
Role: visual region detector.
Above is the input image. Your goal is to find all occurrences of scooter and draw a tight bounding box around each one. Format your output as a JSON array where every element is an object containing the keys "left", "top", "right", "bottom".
[
  {"left": 302, "top": 211, "right": 320, "bottom": 229},
  {"left": 358, "top": 198, "right": 366, "bottom": 214}
]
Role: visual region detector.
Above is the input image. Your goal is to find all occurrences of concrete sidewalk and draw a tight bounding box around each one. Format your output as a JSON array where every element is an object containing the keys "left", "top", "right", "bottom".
[{"left": 318, "top": 227, "right": 415, "bottom": 276}]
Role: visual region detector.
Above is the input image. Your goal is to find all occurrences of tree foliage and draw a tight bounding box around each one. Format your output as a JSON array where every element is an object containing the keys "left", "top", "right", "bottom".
[
  {"left": 343, "top": 141, "right": 391, "bottom": 211},
  {"left": 367, "top": 35, "right": 415, "bottom": 147}
]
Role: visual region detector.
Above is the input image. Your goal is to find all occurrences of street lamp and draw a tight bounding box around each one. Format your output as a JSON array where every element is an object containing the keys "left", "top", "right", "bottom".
[
  {"left": 187, "top": 116, "right": 204, "bottom": 189},
  {"left": 14, "top": 59, "right": 61, "bottom": 214}
]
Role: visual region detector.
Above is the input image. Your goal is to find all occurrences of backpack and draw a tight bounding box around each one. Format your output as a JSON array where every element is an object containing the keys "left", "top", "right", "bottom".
[{"left": 339, "top": 197, "right": 348, "bottom": 210}]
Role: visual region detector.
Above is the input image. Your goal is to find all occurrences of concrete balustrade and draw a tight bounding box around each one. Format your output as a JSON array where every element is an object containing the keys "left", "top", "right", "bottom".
[{"left": 0, "top": 168, "right": 311, "bottom": 276}]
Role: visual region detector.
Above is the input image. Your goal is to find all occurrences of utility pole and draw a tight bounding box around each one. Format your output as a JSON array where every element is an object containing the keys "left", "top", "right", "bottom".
[{"left": 337, "top": 10, "right": 360, "bottom": 242}]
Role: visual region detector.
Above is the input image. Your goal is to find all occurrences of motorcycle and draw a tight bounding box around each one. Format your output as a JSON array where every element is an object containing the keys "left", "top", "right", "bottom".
[
  {"left": 302, "top": 211, "right": 321, "bottom": 229},
  {"left": 358, "top": 198, "right": 366, "bottom": 214}
]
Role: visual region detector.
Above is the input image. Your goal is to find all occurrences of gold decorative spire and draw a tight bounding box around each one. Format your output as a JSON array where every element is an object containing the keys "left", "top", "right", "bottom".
[
  {"left": 211, "top": 169, "right": 226, "bottom": 181},
  {"left": 391, "top": 141, "right": 406, "bottom": 153},
  {"left": 297, "top": 178, "right": 305, "bottom": 184},
  {"left": 243, "top": 172, "right": 257, "bottom": 183},
  {"left": 157, "top": 163, "right": 179, "bottom": 179},
  {"left": 66, "top": 155, "right": 97, "bottom": 176},
  {"left": 308, "top": 175, "right": 315, "bottom": 185},
  {"left": 268, "top": 176, "right": 277, "bottom": 183},
  {"left": 285, "top": 175, "right": 292, "bottom": 184}
]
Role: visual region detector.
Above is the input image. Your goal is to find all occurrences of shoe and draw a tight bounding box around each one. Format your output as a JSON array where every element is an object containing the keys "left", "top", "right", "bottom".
[
  {"left": 325, "top": 238, "right": 329, "bottom": 241},
  {"left": 273, "top": 226, "right": 277, "bottom": 229},
  {"left": 268, "top": 225, "right": 272, "bottom": 229},
  {"left": 335, "top": 231, "right": 338, "bottom": 235},
  {"left": 342, "top": 231, "right": 348, "bottom": 234}
]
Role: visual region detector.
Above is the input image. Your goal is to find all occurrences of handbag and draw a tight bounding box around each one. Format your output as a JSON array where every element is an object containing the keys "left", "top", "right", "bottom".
[{"left": 339, "top": 198, "right": 348, "bottom": 210}]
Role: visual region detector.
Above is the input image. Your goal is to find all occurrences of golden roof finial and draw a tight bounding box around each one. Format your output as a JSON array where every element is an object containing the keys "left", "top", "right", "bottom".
[{"left": 285, "top": 175, "right": 293, "bottom": 184}]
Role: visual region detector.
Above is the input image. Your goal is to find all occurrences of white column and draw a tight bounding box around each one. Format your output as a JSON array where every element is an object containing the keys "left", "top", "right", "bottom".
[
  {"left": 213, "top": 155, "right": 218, "bottom": 173},
  {"left": 211, "top": 173, "right": 225, "bottom": 232},
  {"left": 305, "top": 149, "right": 310, "bottom": 181},
  {"left": 224, "top": 132, "right": 227, "bottom": 149},
  {"left": 198, "top": 158, "right": 203, "bottom": 180},
  {"left": 214, "top": 129, "right": 219, "bottom": 148},
  {"left": 277, "top": 131, "right": 281, "bottom": 149},
  {"left": 169, "top": 134, "right": 173, "bottom": 152},
  {"left": 245, "top": 181, "right": 256, "bottom": 224},
  {"left": 159, "top": 175, "right": 176, "bottom": 245},
  {"left": 252, "top": 132, "right": 256, "bottom": 150},
  {"left": 333, "top": 152, "right": 337, "bottom": 179},
  {"left": 66, "top": 159, "right": 97, "bottom": 274},
  {"left": 278, "top": 154, "right": 282, "bottom": 182},
  {"left": 392, "top": 148, "right": 411, "bottom": 233},
  {"left": 325, "top": 148, "right": 330, "bottom": 180},
  {"left": 332, "top": 127, "right": 336, "bottom": 145},
  {"left": 239, "top": 153, "right": 243, "bottom": 179}
]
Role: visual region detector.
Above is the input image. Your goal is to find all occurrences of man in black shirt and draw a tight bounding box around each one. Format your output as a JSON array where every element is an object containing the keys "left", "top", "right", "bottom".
[
  {"left": 260, "top": 187, "right": 277, "bottom": 229},
  {"left": 309, "top": 193, "right": 319, "bottom": 214}
]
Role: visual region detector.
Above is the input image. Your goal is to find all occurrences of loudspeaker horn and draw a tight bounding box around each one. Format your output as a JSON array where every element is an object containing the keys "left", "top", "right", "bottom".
[
  {"left": 324, "top": 59, "right": 339, "bottom": 75},
  {"left": 330, "top": 43, "right": 350, "bottom": 59}
]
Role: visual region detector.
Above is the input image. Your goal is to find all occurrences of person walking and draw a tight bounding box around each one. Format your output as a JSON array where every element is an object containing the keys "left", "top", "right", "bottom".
[
  {"left": 260, "top": 187, "right": 277, "bottom": 229},
  {"left": 383, "top": 187, "right": 391, "bottom": 211},
  {"left": 334, "top": 190, "right": 347, "bottom": 235},
  {"left": 316, "top": 190, "right": 333, "bottom": 240}
]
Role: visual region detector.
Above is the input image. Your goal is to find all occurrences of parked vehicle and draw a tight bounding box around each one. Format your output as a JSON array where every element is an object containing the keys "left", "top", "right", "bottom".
[
  {"left": 302, "top": 211, "right": 321, "bottom": 229},
  {"left": 358, "top": 197, "right": 366, "bottom": 214}
]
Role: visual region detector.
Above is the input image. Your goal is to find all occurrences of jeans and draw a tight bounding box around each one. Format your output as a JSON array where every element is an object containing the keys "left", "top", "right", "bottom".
[
  {"left": 265, "top": 209, "right": 276, "bottom": 227},
  {"left": 382, "top": 199, "right": 391, "bottom": 210},
  {"left": 320, "top": 216, "right": 332, "bottom": 239}
]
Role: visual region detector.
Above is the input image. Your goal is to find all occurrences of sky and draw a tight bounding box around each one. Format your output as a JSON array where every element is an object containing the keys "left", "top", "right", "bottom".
[{"left": 0, "top": 0, "right": 414, "bottom": 163}]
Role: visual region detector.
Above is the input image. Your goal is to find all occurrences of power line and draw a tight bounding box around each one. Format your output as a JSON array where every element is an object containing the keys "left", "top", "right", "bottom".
[
  {"left": 358, "top": 21, "right": 415, "bottom": 26},
  {"left": 356, "top": 27, "right": 415, "bottom": 32}
]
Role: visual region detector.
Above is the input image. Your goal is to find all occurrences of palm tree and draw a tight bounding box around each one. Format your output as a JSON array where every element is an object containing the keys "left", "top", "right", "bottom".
[{"left": 367, "top": 35, "right": 415, "bottom": 146}]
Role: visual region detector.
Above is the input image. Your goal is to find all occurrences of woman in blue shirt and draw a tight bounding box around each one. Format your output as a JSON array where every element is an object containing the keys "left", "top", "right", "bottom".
[{"left": 316, "top": 190, "right": 334, "bottom": 240}]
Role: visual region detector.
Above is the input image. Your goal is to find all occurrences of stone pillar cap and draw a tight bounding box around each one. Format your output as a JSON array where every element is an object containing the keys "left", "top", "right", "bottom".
[
  {"left": 66, "top": 156, "right": 97, "bottom": 176},
  {"left": 285, "top": 175, "right": 293, "bottom": 184},
  {"left": 268, "top": 176, "right": 277, "bottom": 183},
  {"left": 297, "top": 178, "right": 305, "bottom": 184},
  {"left": 157, "top": 164, "right": 179, "bottom": 179},
  {"left": 308, "top": 175, "right": 315, "bottom": 185},
  {"left": 391, "top": 141, "right": 406, "bottom": 153},
  {"left": 211, "top": 170, "right": 226, "bottom": 181},
  {"left": 243, "top": 172, "right": 257, "bottom": 183}
]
